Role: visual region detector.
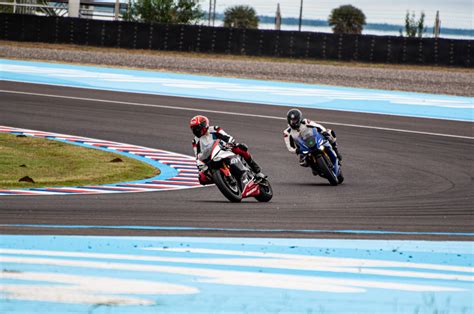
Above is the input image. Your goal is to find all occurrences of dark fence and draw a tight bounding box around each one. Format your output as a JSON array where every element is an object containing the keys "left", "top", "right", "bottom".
[{"left": 1, "top": 13, "right": 472, "bottom": 67}]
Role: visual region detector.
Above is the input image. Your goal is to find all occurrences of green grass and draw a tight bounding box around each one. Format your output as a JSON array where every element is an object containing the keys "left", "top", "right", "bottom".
[{"left": 0, "top": 133, "right": 160, "bottom": 189}]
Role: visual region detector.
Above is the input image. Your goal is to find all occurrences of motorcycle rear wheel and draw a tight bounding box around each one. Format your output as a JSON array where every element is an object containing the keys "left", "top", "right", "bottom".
[
  {"left": 316, "top": 155, "right": 338, "bottom": 186},
  {"left": 212, "top": 169, "right": 242, "bottom": 202},
  {"left": 255, "top": 180, "right": 273, "bottom": 202}
]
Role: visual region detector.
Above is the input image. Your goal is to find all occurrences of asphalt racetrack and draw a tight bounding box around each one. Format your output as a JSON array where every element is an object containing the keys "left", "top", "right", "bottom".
[{"left": 0, "top": 81, "right": 472, "bottom": 239}]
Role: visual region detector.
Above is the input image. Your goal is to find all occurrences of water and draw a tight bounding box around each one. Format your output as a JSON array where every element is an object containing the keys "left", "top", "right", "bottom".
[
  {"left": 203, "top": 0, "right": 473, "bottom": 30},
  {"left": 98, "top": 0, "right": 474, "bottom": 39},
  {"left": 257, "top": 23, "right": 473, "bottom": 40}
]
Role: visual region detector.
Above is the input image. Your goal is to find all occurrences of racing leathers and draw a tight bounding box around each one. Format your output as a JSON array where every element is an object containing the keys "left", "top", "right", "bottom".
[
  {"left": 283, "top": 119, "right": 342, "bottom": 167},
  {"left": 192, "top": 126, "right": 264, "bottom": 185}
]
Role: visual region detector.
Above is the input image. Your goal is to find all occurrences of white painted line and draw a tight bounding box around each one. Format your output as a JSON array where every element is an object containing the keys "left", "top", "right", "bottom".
[
  {"left": 160, "top": 160, "right": 196, "bottom": 165},
  {"left": 135, "top": 153, "right": 186, "bottom": 158},
  {"left": 169, "top": 177, "right": 199, "bottom": 182},
  {"left": 146, "top": 156, "right": 196, "bottom": 161},
  {"left": 147, "top": 247, "right": 474, "bottom": 274},
  {"left": 1, "top": 271, "right": 198, "bottom": 305},
  {"left": 0, "top": 255, "right": 464, "bottom": 293},
  {"left": 119, "top": 184, "right": 178, "bottom": 189},
  {"left": 0, "top": 190, "right": 64, "bottom": 195},
  {"left": 178, "top": 173, "right": 198, "bottom": 177},
  {"left": 85, "top": 186, "right": 152, "bottom": 192},
  {"left": 1, "top": 89, "right": 472, "bottom": 140},
  {"left": 2, "top": 248, "right": 472, "bottom": 278}
]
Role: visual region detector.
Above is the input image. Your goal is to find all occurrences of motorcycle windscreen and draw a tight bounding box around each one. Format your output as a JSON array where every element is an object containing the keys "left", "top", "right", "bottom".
[{"left": 297, "top": 128, "right": 320, "bottom": 150}]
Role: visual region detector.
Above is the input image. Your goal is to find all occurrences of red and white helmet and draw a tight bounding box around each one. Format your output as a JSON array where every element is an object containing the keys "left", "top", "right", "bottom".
[{"left": 189, "top": 115, "right": 209, "bottom": 137}]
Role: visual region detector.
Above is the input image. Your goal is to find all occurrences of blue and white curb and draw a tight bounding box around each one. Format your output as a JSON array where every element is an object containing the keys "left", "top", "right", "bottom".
[
  {"left": 0, "top": 235, "right": 472, "bottom": 313},
  {"left": 0, "top": 126, "right": 202, "bottom": 195},
  {"left": 1, "top": 59, "right": 473, "bottom": 122}
]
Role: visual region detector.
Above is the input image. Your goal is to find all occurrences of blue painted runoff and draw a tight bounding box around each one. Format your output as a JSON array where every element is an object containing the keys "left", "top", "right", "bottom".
[
  {"left": 1, "top": 59, "right": 473, "bottom": 122},
  {"left": 1, "top": 224, "right": 474, "bottom": 237},
  {"left": 0, "top": 235, "right": 472, "bottom": 313}
]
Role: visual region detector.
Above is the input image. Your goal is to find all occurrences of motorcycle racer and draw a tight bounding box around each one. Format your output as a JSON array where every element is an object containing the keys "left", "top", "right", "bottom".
[
  {"left": 190, "top": 115, "right": 266, "bottom": 185},
  {"left": 283, "top": 109, "right": 342, "bottom": 167}
]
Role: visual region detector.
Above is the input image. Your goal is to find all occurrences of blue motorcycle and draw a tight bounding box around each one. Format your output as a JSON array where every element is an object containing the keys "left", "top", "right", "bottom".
[{"left": 296, "top": 128, "right": 344, "bottom": 186}]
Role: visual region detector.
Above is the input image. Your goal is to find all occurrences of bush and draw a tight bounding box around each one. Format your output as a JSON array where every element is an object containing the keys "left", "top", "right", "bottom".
[
  {"left": 401, "top": 11, "right": 426, "bottom": 38},
  {"left": 123, "top": 0, "right": 203, "bottom": 24}
]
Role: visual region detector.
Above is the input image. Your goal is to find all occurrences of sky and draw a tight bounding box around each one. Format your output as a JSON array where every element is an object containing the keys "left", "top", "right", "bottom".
[{"left": 200, "top": 0, "right": 473, "bottom": 29}]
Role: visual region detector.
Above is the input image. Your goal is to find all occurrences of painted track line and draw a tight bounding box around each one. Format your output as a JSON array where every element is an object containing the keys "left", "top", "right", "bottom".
[
  {"left": 1, "top": 224, "right": 473, "bottom": 237},
  {"left": 1, "top": 235, "right": 472, "bottom": 312},
  {"left": 1, "top": 89, "right": 472, "bottom": 140}
]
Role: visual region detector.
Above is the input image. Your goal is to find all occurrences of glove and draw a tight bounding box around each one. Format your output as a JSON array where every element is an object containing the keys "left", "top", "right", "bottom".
[
  {"left": 322, "top": 129, "right": 336, "bottom": 139},
  {"left": 236, "top": 143, "right": 248, "bottom": 151},
  {"left": 299, "top": 154, "right": 308, "bottom": 167}
]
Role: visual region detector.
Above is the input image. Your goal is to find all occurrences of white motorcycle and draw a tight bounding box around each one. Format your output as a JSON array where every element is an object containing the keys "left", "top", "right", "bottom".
[{"left": 198, "top": 140, "right": 273, "bottom": 203}]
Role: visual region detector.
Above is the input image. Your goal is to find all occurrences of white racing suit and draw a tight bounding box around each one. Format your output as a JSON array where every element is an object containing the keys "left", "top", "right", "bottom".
[
  {"left": 283, "top": 119, "right": 340, "bottom": 166},
  {"left": 192, "top": 126, "right": 262, "bottom": 184}
]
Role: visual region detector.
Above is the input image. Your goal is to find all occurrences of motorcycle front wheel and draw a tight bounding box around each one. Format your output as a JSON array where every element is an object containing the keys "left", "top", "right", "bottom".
[
  {"left": 211, "top": 169, "right": 242, "bottom": 202},
  {"left": 337, "top": 170, "right": 344, "bottom": 184},
  {"left": 255, "top": 180, "right": 273, "bottom": 202},
  {"left": 316, "top": 155, "right": 338, "bottom": 186}
]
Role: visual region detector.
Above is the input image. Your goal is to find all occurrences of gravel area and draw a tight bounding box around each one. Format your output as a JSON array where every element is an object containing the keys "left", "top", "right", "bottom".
[{"left": 2, "top": 42, "right": 473, "bottom": 97}]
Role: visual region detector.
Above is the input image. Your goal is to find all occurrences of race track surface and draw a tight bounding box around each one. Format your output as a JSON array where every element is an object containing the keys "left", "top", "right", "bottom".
[{"left": 0, "top": 81, "right": 472, "bottom": 240}]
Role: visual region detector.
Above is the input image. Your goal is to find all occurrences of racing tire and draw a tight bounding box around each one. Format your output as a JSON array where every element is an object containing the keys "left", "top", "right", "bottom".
[
  {"left": 211, "top": 169, "right": 242, "bottom": 202},
  {"left": 255, "top": 180, "right": 273, "bottom": 202},
  {"left": 316, "top": 155, "right": 338, "bottom": 186},
  {"left": 337, "top": 171, "right": 344, "bottom": 184}
]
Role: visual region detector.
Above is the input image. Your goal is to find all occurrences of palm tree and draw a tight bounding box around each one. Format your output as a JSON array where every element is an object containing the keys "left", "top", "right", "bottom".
[
  {"left": 223, "top": 5, "right": 259, "bottom": 29},
  {"left": 328, "top": 5, "right": 366, "bottom": 34}
]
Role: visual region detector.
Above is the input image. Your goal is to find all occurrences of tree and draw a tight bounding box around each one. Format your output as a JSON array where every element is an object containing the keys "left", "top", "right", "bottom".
[
  {"left": 0, "top": 0, "right": 13, "bottom": 13},
  {"left": 223, "top": 5, "right": 259, "bottom": 29},
  {"left": 328, "top": 5, "right": 366, "bottom": 34},
  {"left": 123, "top": 0, "right": 203, "bottom": 24},
  {"left": 401, "top": 11, "right": 426, "bottom": 38}
]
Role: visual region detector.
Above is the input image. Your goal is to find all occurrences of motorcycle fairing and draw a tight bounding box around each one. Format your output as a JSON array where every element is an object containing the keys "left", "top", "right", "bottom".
[
  {"left": 198, "top": 139, "right": 266, "bottom": 201},
  {"left": 296, "top": 128, "right": 341, "bottom": 177},
  {"left": 242, "top": 180, "right": 261, "bottom": 197}
]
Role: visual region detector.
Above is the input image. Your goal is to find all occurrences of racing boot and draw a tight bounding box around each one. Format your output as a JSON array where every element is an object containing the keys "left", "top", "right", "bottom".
[
  {"left": 247, "top": 158, "right": 266, "bottom": 180},
  {"left": 323, "top": 130, "right": 342, "bottom": 161},
  {"left": 332, "top": 144, "right": 343, "bottom": 161}
]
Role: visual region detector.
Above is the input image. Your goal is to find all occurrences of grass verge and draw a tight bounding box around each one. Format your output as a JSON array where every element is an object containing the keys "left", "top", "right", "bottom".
[{"left": 0, "top": 133, "right": 160, "bottom": 189}]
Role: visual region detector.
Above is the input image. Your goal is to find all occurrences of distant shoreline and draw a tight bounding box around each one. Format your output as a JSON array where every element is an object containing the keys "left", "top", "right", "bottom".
[
  {"left": 208, "top": 13, "right": 473, "bottom": 38},
  {"left": 269, "top": 16, "right": 473, "bottom": 37}
]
